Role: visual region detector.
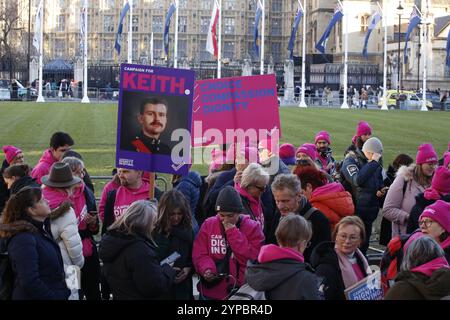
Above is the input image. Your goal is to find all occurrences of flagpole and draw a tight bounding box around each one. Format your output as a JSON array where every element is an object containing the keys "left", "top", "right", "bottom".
[
  {"left": 299, "top": 0, "right": 307, "bottom": 108},
  {"left": 377, "top": 2, "right": 387, "bottom": 110},
  {"left": 127, "top": 0, "right": 132, "bottom": 63},
  {"left": 36, "top": 0, "right": 45, "bottom": 103},
  {"left": 260, "top": 0, "right": 265, "bottom": 75},
  {"left": 174, "top": 0, "right": 179, "bottom": 68},
  {"left": 150, "top": 32, "right": 154, "bottom": 65},
  {"left": 421, "top": 9, "right": 428, "bottom": 111},
  {"left": 218, "top": 0, "right": 222, "bottom": 78},
  {"left": 339, "top": 0, "right": 349, "bottom": 109},
  {"left": 81, "top": 0, "right": 90, "bottom": 103}
]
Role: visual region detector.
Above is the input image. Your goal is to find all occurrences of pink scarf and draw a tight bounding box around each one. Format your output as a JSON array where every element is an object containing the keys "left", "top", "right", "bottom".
[
  {"left": 335, "top": 247, "right": 371, "bottom": 289},
  {"left": 234, "top": 182, "right": 264, "bottom": 229},
  {"left": 411, "top": 257, "right": 449, "bottom": 277},
  {"left": 440, "top": 237, "right": 450, "bottom": 250}
]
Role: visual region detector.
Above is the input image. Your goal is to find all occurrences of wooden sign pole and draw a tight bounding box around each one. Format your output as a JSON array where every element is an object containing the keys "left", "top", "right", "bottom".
[{"left": 148, "top": 172, "right": 155, "bottom": 199}]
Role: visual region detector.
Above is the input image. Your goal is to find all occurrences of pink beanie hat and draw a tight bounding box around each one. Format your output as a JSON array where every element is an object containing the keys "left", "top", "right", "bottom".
[
  {"left": 419, "top": 200, "right": 450, "bottom": 233},
  {"left": 225, "top": 144, "right": 259, "bottom": 164},
  {"left": 356, "top": 121, "right": 372, "bottom": 137},
  {"left": 279, "top": 143, "right": 296, "bottom": 166},
  {"left": 2, "top": 145, "right": 22, "bottom": 164},
  {"left": 431, "top": 166, "right": 450, "bottom": 195},
  {"left": 296, "top": 143, "right": 317, "bottom": 161},
  {"left": 315, "top": 131, "right": 331, "bottom": 145},
  {"left": 416, "top": 143, "right": 438, "bottom": 165},
  {"left": 209, "top": 148, "right": 226, "bottom": 173},
  {"left": 444, "top": 152, "right": 450, "bottom": 168}
]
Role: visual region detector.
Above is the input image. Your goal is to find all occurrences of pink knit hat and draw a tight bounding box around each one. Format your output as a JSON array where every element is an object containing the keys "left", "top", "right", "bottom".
[
  {"left": 416, "top": 143, "right": 438, "bottom": 165},
  {"left": 225, "top": 144, "right": 259, "bottom": 164},
  {"left": 356, "top": 121, "right": 372, "bottom": 137},
  {"left": 419, "top": 200, "right": 450, "bottom": 233},
  {"left": 431, "top": 166, "right": 450, "bottom": 195},
  {"left": 2, "top": 145, "right": 22, "bottom": 164},
  {"left": 315, "top": 131, "right": 331, "bottom": 145},
  {"left": 279, "top": 143, "right": 296, "bottom": 166},
  {"left": 444, "top": 152, "right": 450, "bottom": 168},
  {"left": 296, "top": 143, "right": 317, "bottom": 161},
  {"left": 209, "top": 148, "right": 226, "bottom": 173}
]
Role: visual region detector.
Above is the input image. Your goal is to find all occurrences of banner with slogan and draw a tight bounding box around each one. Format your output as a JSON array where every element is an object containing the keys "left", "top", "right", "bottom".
[
  {"left": 192, "top": 74, "right": 281, "bottom": 147},
  {"left": 344, "top": 270, "right": 384, "bottom": 300},
  {"left": 116, "top": 63, "right": 195, "bottom": 175}
]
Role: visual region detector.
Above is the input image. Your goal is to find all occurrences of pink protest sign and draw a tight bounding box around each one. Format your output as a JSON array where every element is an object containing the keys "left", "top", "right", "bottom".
[{"left": 192, "top": 74, "right": 281, "bottom": 146}]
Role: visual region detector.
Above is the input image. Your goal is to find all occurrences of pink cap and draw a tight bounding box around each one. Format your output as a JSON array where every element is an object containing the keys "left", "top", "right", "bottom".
[
  {"left": 2, "top": 145, "right": 22, "bottom": 164},
  {"left": 419, "top": 200, "right": 450, "bottom": 233},
  {"left": 296, "top": 143, "right": 317, "bottom": 161},
  {"left": 356, "top": 121, "right": 372, "bottom": 137},
  {"left": 279, "top": 143, "right": 296, "bottom": 166},
  {"left": 315, "top": 131, "right": 331, "bottom": 145},
  {"left": 416, "top": 143, "right": 438, "bottom": 165},
  {"left": 225, "top": 144, "right": 259, "bottom": 164},
  {"left": 431, "top": 166, "right": 450, "bottom": 195},
  {"left": 444, "top": 152, "right": 450, "bottom": 169}
]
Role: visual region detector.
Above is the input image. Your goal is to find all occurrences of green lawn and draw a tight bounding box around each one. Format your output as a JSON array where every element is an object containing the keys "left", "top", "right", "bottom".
[{"left": 0, "top": 102, "right": 448, "bottom": 178}]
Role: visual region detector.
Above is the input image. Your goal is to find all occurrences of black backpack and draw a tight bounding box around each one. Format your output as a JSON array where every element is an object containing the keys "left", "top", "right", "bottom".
[{"left": 0, "top": 238, "right": 13, "bottom": 300}]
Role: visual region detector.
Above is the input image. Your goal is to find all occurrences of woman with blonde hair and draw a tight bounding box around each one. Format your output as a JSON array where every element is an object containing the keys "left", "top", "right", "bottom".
[
  {"left": 310, "top": 216, "right": 372, "bottom": 300},
  {"left": 99, "top": 200, "right": 176, "bottom": 299}
]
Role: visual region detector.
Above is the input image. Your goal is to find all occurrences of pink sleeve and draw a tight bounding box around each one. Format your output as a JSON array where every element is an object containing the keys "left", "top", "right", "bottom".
[
  {"left": 192, "top": 221, "right": 216, "bottom": 276},
  {"left": 98, "top": 186, "right": 109, "bottom": 222},
  {"left": 226, "top": 222, "right": 264, "bottom": 264},
  {"left": 31, "top": 165, "right": 45, "bottom": 185}
]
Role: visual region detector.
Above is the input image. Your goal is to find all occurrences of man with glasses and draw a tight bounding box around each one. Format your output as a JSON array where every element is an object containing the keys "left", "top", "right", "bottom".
[
  {"left": 268, "top": 173, "right": 331, "bottom": 262},
  {"left": 31, "top": 132, "right": 74, "bottom": 184}
]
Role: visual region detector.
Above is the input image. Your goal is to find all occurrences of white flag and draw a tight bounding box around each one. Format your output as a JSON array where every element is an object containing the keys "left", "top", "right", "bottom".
[
  {"left": 33, "top": 0, "right": 43, "bottom": 51},
  {"left": 206, "top": 0, "right": 220, "bottom": 58}
]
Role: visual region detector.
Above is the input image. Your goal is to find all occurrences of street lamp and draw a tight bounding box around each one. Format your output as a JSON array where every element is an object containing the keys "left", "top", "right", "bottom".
[{"left": 396, "top": 1, "right": 403, "bottom": 108}]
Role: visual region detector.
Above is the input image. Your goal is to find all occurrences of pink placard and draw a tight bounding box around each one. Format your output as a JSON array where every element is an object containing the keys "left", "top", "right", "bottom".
[{"left": 192, "top": 74, "right": 281, "bottom": 146}]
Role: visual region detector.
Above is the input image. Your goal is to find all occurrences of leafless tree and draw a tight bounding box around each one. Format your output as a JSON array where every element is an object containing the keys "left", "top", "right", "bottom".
[{"left": 0, "top": 1, "right": 24, "bottom": 80}]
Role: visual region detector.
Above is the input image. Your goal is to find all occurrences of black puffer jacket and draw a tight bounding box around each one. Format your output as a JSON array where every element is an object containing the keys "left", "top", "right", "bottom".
[{"left": 99, "top": 230, "right": 176, "bottom": 300}]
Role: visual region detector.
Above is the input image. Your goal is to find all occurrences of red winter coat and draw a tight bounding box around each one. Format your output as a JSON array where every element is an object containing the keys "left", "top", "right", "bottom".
[{"left": 309, "top": 182, "right": 354, "bottom": 231}]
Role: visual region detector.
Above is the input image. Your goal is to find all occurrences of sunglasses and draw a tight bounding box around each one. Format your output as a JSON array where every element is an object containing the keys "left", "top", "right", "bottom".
[{"left": 253, "top": 185, "right": 267, "bottom": 192}]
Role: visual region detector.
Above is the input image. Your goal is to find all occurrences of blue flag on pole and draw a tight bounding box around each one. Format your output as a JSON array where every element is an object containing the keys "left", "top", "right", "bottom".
[
  {"left": 253, "top": 0, "right": 263, "bottom": 57},
  {"left": 114, "top": 1, "right": 130, "bottom": 55},
  {"left": 315, "top": 4, "right": 343, "bottom": 54},
  {"left": 362, "top": 11, "right": 382, "bottom": 59},
  {"left": 404, "top": 7, "right": 421, "bottom": 64},
  {"left": 164, "top": 1, "right": 177, "bottom": 56},
  {"left": 287, "top": 2, "right": 304, "bottom": 59},
  {"left": 446, "top": 29, "right": 450, "bottom": 68}
]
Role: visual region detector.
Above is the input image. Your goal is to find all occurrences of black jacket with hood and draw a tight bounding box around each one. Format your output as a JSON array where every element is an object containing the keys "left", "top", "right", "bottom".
[{"left": 99, "top": 230, "right": 176, "bottom": 300}]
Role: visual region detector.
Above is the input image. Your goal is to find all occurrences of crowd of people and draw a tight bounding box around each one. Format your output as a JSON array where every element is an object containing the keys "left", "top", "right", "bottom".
[{"left": 0, "top": 123, "right": 449, "bottom": 300}]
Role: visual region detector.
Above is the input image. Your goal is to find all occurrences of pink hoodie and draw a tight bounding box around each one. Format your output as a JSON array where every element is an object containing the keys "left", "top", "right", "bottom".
[
  {"left": 411, "top": 257, "right": 449, "bottom": 277},
  {"left": 98, "top": 177, "right": 121, "bottom": 222},
  {"left": 43, "top": 183, "right": 93, "bottom": 257},
  {"left": 235, "top": 183, "right": 264, "bottom": 229},
  {"left": 258, "top": 244, "right": 304, "bottom": 263},
  {"left": 192, "top": 214, "right": 264, "bottom": 300},
  {"left": 113, "top": 181, "right": 150, "bottom": 220},
  {"left": 31, "top": 149, "right": 58, "bottom": 184}
]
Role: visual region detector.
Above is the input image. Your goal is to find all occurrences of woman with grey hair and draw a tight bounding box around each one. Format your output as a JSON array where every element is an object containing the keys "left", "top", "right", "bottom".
[
  {"left": 385, "top": 236, "right": 450, "bottom": 300},
  {"left": 234, "top": 163, "right": 270, "bottom": 230},
  {"left": 99, "top": 200, "right": 177, "bottom": 299}
]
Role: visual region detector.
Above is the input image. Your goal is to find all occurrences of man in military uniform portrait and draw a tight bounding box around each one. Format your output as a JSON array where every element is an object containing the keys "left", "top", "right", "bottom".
[{"left": 130, "top": 97, "right": 171, "bottom": 154}]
